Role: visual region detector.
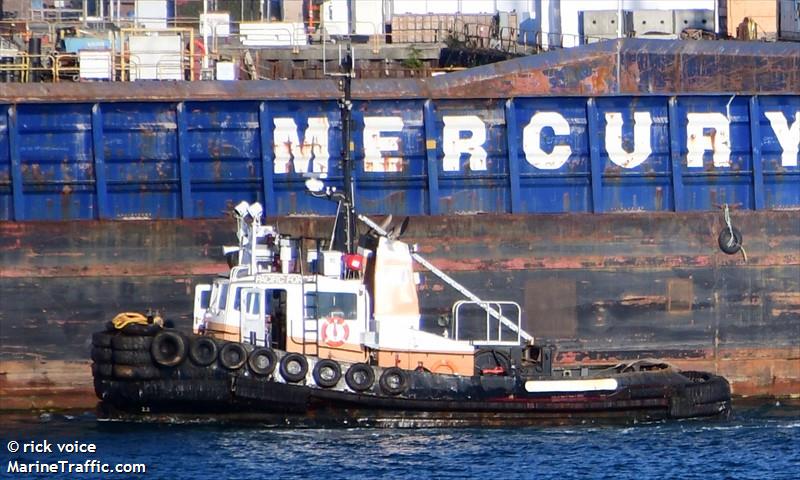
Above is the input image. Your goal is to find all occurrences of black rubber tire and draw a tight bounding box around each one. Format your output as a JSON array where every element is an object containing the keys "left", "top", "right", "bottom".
[
  {"left": 279, "top": 353, "right": 309, "bottom": 383},
  {"left": 474, "top": 348, "right": 512, "bottom": 376},
  {"left": 247, "top": 347, "right": 278, "bottom": 376},
  {"left": 218, "top": 343, "right": 247, "bottom": 370},
  {"left": 150, "top": 331, "right": 188, "bottom": 367},
  {"left": 379, "top": 367, "right": 409, "bottom": 396},
  {"left": 91, "top": 331, "right": 115, "bottom": 348},
  {"left": 312, "top": 359, "right": 342, "bottom": 388},
  {"left": 111, "top": 334, "right": 153, "bottom": 351},
  {"left": 112, "top": 349, "right": 153, "bottom": 365},
  {"left": 112, "top": 364, "right": 161, "bottom": 380},
  {"left": 90, "top": 347, "right": 113, "bottom": 363},
  {"left": 718, "top": 227, "right": 743, "bottom": 255},
  {"left": 120, "top": 323, "right": 161, "bottom": 336},
  {"left": 345, "top": 363, "right": 375, "bottom": 392},
  {"left": 91, "top": 363, "right": 113, "bottom": 378},
  {"left": 189, "top": 336, "right": 219, "bottom": 367}
]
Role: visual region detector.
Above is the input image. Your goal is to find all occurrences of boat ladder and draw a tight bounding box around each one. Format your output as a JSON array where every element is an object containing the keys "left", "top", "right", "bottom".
[{"left": 302, "top": 276, "right": 321, "bottom": 357}]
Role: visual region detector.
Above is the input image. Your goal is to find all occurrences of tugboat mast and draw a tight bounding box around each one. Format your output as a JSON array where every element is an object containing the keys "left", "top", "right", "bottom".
[{"left": 335, "top": 43, "right": 357, "bottom": 255}]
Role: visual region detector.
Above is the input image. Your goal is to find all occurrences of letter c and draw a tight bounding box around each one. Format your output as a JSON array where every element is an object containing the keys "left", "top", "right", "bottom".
[{"left": 522, "top": 111, "right": 572, "bottom": 170}]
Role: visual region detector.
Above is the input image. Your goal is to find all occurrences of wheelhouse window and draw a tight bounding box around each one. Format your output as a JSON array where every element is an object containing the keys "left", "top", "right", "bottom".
[
  {"left": 217, "top": 283, "right": 229, "bottom": 309},
  {"left": 232, "top": 287, "right": 245, "bottom": 312},
  {"left": 210, "top": 282, "right": 230, "bottom": 311},
  {"left": 305, "top": 292, "right": 357, "bottom": 320},
  {"left": 243, "top": 290, "right": 261, "bottom": 315}
]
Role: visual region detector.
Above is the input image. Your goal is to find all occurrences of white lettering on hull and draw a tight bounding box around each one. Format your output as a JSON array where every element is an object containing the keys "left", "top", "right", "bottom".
[
  {"left": 442, "top": 115, "right": 488, "bottom": 171},
  {"left": 363, "top": 116, "right": 405, "bottom": 172},
  {"left": 267, "top": 108, "right": 800, "bottom": 175},
  {"left": 273, "top": 117, "right": 330, "bottom": 174},
  {"left": 765, "top": 111, "right": 800, "bottom": 167},
  {"left": 605, "top": 111, "right": 653, "bottom": 168},
  {"left": 522, "top": 111, "right": 572, "bottom": 170},
  {"left": 686, "top": 112, "right": 731, "bottom": 168}
]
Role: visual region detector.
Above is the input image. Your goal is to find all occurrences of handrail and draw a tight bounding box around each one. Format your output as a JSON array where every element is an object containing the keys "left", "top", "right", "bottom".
[
  {"left": 358, "top": 214, "right": 534, "bottom": 344},
  {"left": 452, "top": 300, "right": 523, "bottom": 346},
  {"left": 119, "top": 27, "right": 194, "bottom": 81}
]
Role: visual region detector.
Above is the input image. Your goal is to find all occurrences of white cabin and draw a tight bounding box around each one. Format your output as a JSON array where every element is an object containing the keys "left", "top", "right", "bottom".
[{"left": 193, "top": 201, "right": 484, "bottom": 375}]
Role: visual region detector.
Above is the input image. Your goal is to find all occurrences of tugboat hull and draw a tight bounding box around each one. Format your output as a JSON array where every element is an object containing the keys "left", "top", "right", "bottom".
[{"left": 92, "top": 328, "right": 731, "bottom": 427}]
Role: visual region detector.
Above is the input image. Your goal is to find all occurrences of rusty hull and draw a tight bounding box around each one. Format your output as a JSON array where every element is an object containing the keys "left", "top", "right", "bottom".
[
  {"left": 1, "top": 39, "right": 798, "bottom": 105},
  {"left": 1, "top": 211, "right": 798, "bottom": 409}
]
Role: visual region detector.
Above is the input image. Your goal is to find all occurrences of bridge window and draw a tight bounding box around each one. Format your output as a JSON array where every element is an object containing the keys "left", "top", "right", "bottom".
[{"left": 306, "top": 292, "right": 357, "bottom": 320}]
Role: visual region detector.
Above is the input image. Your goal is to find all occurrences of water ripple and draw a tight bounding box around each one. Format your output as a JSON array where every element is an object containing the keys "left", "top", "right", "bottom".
[{"left": 0, "top": 407, "right": 798, "bottom": 480}]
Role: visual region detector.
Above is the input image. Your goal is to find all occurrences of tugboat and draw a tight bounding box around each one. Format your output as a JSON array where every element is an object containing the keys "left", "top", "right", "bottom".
[
  {"left": 91, "top": 46, "right": 731, "bottom": 427},
  {"left": 91, "top": 199, "right": 731, "bottom": 426}
]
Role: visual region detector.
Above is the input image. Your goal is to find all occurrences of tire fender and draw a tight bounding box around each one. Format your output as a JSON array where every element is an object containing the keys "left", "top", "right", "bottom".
[
  {"left": 112, "top": 349, "right": 152, "bottom": 365},
  {"left": 279, "top": 353, "right": 309, "bottom": 383},
  {"left": 718, "top": 227, "right": 743, "bottom": 255},
  {"left": 111, "top": 334, "right": 153, "bottom": 351},
  {"left": 247, "top": 347, "right": 278, "bottom": 376},
  {"left": 150, "top": 330, "right": 188, "bottom": 367},
  {"left": 312, "top": 359, "right": 342, "bottom": 388},
  {"left": 91, "top": 331, "right": 115, "bottom": 348},
  {"left": 112, "top": 364, "right": 160, "bottom": 380},
  {"left": 345, "top": 363, "right": 375, "bottom": 392},
  {"left": 90, "top": 347, "right": 113, "bottom": 363},
  {"left": 379, "top": 367, "right": 409, "bottom": 396},
  {"left": 189, "top": 336, "right": 219, "bottom": 367},
  {"left": 218, "top": 342, "right": 248, "bottom": 370}
]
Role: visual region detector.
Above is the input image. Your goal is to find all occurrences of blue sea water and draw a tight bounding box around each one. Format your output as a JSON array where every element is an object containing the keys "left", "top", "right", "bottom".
[{"left": 1, "top": 404, "right": 798, "bottom": 480}]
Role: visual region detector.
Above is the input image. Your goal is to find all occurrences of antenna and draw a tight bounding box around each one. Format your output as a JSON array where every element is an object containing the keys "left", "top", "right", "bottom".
[
  {"left": 339, "top": 42, "right": 356, "bottom": 254},
  {"left": 308, "top": 32, "right": 357, "bottom": 255}
]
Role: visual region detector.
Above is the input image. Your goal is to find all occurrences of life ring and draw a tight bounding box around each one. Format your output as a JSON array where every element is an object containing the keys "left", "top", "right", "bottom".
[
  {"left": 150, "top": 331, "right": 188, "bottom": 367},
  {"left": 219, "top": 342, "right": 247, "bottom": 370},
  {"left": 189, "top": 336, "right": 219, "bottom": 367},
  {"left": 345, "top": 363, "right": 375, "bottom": 392},
  {"left": 379, "top": 367, "right": 409, "bottom": 396},
  {"left": 312, "top": 359, "right": 342, "bottom": 388},
  {"left": 279, "top": 353, "right": 308, "bottom": 383},
  {"left": 248, "top": 347, "right": 278, "bottom": 376},
  {"left": 321, "top": 316, "right": 350, "bottom": 348},
  {"left": 718, "top": 227, "right": 743, "bottom": 255}
]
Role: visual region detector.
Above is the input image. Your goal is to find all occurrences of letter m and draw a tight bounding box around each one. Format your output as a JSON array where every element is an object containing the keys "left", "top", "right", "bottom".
[{"left": 273, "top": 117, "right": 330, "bottom": 174}]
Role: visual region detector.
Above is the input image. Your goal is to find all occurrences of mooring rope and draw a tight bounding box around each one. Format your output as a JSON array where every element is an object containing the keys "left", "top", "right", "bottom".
[{"left": 723, "top": 204, "right": 747, "bottom": 263}]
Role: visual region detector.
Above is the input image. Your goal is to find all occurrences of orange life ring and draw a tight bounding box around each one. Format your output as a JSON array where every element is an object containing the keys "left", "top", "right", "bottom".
[{"left": 320, "top": 316, "right": 349, "bottom": 348}]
